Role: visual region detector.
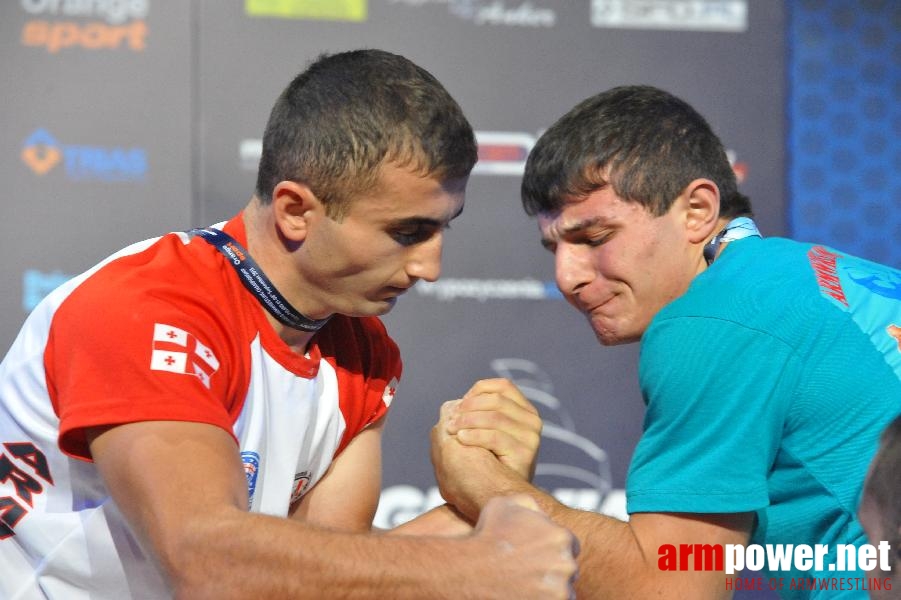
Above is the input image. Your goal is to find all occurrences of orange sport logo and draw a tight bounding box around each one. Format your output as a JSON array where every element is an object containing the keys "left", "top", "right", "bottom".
[{"left": 19, "top": 0, "right": 149, "bottom": 53}]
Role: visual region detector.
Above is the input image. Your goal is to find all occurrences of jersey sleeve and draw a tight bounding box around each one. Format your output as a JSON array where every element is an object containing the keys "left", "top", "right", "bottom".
[
  {"left": 320, "top": 316, "right": 402, "bottom": 456},
  {"left": 626, "top": 315, "right": 799, "bottom": 515},
  {"left": 45, "top": 252, "right": 247, "bottom": 461}
]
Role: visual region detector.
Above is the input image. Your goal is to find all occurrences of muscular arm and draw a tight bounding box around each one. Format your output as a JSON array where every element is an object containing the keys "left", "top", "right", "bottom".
[
  {"left": 433, "top": 397, "right": 752, "bottom": 599},
  {"left": 290, "top": 417, "right": 385, "bottom": 532},
  {"left": 469, "top": 477, "right": 749, "bottom": 599},
  {"left": 291, "top": 416, "right": 474, "bottom": 537},
  {"left": 88, "top": 420, "right": 577, "bottom": 599}
]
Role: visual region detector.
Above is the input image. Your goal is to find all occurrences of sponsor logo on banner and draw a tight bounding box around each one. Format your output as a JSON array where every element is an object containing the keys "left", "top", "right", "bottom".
[
  {"left": 388, "top": 0, "right": 447, "bottom": 5},
  {"left": 473, "top": 133, "right": 749, "bottom": 183},
  {"left": 474, "top": 131, "right": 536, "bottom": 176},
  {"left": 591, "top": 0, "right": 747, "bottom": 32},
  {"left": 241, "top": 134, "right": 747, "bottom": 188},
  {"left": 240, "top": 139, "right": 262, "bottom": 171},
  {"left": 21, "top": 129, "right": 147, "bottom": 182},
  {"left": 149, "top": 323, "right": 221, "bottom": 389},
  {"left": 415, "top": 278, "right": 563, "bottom": 301},
  {"left": 245, "top": 0, "right": 367, "bottom": 21},
  {"left": 374, "top": 358, "right": 626, "bottom": 529},
  {"left": 19, "top": 0, "right": 149, "bottom": 53},
  {"left": 241, "top": 132, "right": 537, "bottom": 176},
  {"left": 448, "top": 0, "right": 555, "bottom": 27},
  {"left": 22, "top": 269, "right": 72, "bottom": 312},
  {"left": 387, "top": 0, "right": 554, "bottom": 27},
  {"left": 726, "top": 149, "right": 748, "bottom": 184},
  {"left": 20, "top": 130, "right": 62, "bottom": 175}
]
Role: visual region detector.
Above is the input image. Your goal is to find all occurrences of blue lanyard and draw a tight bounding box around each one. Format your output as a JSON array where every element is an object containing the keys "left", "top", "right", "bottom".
[
  {"left": 703, "top": 217, "right": 761, "bottom": 265},
  {"left": 189, "top": 227, "right": 330, "bottom": 332}
]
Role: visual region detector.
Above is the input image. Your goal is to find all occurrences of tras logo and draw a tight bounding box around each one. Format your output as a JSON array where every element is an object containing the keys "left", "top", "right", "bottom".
[{"left": 21, "top": 129, "right": 147, "bottom": 182}]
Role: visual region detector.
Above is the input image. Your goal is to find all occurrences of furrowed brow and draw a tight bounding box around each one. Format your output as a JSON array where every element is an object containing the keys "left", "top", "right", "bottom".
[
  {"left": 559, "top": 216, "right": 605, "bottom": 235},
  {"left": 540, "top": 216, "right": 607, "bottom": 250}
]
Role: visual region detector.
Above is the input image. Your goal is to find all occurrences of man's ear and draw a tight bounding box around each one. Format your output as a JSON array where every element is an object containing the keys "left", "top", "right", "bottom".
[
  {"left": 680, "top": 178, "right": 722, "bottom": 244},
  {"left": 271, "top": 180, "right": 322, "bottom": 243}
]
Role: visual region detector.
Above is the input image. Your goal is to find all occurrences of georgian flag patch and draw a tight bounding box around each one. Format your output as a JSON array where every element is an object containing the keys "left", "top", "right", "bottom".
[
  {"left": 149, "top": 323, "right": 220, "bottom": 388},
  {"left": 382, "top": 377, "right": 398, "bottom": 407}
]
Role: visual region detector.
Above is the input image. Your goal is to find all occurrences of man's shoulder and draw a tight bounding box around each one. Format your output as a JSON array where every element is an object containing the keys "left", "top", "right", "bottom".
[
  {"left": 318, "top": 315, "right": 400, "bottom": 373},
  {"left": 67, "top": 234, "right": 225, "bottom": 307},
  {"left": 48, "top": 227, "right": 248, "bottom": 354},
  {"left": 647, "top": 238, "right": 835, "bottom": 350},
  {"left": 669, "top": 237, "right": 821, "bottom": 312}
]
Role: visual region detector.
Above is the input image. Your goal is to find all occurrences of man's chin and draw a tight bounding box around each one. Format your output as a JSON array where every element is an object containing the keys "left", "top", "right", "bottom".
[
  {"left": 378, "top": 297, "right": 399, "bottom": 313},
  {"left": 358, "top": 297, "right": 399, "bottom": 317},
  {"left": 589, "top": 318, "right": 639, "bottom": 346}
]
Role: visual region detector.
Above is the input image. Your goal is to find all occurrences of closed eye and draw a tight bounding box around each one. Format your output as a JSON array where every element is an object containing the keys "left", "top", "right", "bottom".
[
  {"left": 585, "top": 232, "right": 612, "bottom": 247},
  {"left": 390, "top": 223, "right": 449, "bottom": 247},
  {"left": 541, "top": 230, "right": 611, "bottom": 252}
]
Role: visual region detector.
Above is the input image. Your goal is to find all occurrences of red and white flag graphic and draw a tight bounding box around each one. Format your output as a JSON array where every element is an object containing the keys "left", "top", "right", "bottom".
[
  {"left": 382, "top": 377, "right": 398, "bottom": 407},
  {"left": 150, "top": 323, "right": 220, "bottom": 388}
]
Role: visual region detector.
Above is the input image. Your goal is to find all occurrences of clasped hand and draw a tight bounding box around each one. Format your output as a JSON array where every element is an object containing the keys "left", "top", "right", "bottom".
[{"left": 430, "top": 378, "right": 542, "bottom": 519}]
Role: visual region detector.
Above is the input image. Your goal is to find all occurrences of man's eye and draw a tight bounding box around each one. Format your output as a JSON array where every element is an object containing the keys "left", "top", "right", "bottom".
[
  {"left": 586, "top": 233, "right": 611, "bottom": 247},
  {"left": 391, "top": 223, "right": 449, "bottom": 246},
  {"left": 391, "top": 228, "right": 431, "bottom": 246}
]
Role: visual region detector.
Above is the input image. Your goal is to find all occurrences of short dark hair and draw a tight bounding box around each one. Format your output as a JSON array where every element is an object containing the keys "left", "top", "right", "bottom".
[
  {"left": 863, "top": 415, "right": 901, "bottom": 566},
  {"left": 521, "top": 85, "right": 751, "bottom": 218},
  {"left": 255, "top": 49, "right": 477, "bottom": 217}
]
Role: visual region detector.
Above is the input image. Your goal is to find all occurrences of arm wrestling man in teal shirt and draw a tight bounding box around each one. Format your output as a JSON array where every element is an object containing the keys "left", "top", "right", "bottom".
[{"left": 432, "top": 85, "right": 901, "bottom": 599}]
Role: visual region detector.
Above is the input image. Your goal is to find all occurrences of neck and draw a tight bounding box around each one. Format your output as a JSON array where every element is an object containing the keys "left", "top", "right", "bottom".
[
  {"left": 238, "top": 202, "right": 331, "bottom": 345},
  {"left": 271, "top": 315, "right": 317, "bottom": 353}
]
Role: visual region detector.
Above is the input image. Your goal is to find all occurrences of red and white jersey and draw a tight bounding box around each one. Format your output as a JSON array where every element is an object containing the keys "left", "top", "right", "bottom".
[{"left": 0, "top": 214, "right": 401, "bottom": 599}]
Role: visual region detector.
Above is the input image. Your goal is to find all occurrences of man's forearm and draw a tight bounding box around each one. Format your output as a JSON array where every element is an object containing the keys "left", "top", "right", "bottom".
[
  {"left": 532, "top": 490, "right": 649, "bottom": 598},
  {"left": 387, "top": 504, "right": 474, "bottom": 537},
  {"left": 432, "top": 388, "right": 741, "bottom": 599},
  {"left": 164, "top": 497, "right": 578, "bottom": 600},
  {"left": 168, "top": 507, "right": 494, "bottom": 599},
  {"left": 447, "top": 472, "right": 648, "bottom": 598}
]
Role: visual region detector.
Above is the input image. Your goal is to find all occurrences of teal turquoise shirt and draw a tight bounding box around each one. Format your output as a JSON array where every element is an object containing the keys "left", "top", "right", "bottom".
[{"left": 627, "top": 237, "right": 901, "bottom": 598}]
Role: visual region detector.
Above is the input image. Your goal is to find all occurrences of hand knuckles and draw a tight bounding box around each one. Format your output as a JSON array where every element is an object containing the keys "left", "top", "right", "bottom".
[{"left": 495, "top": 377, "right": 515, "bottom": 389}]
